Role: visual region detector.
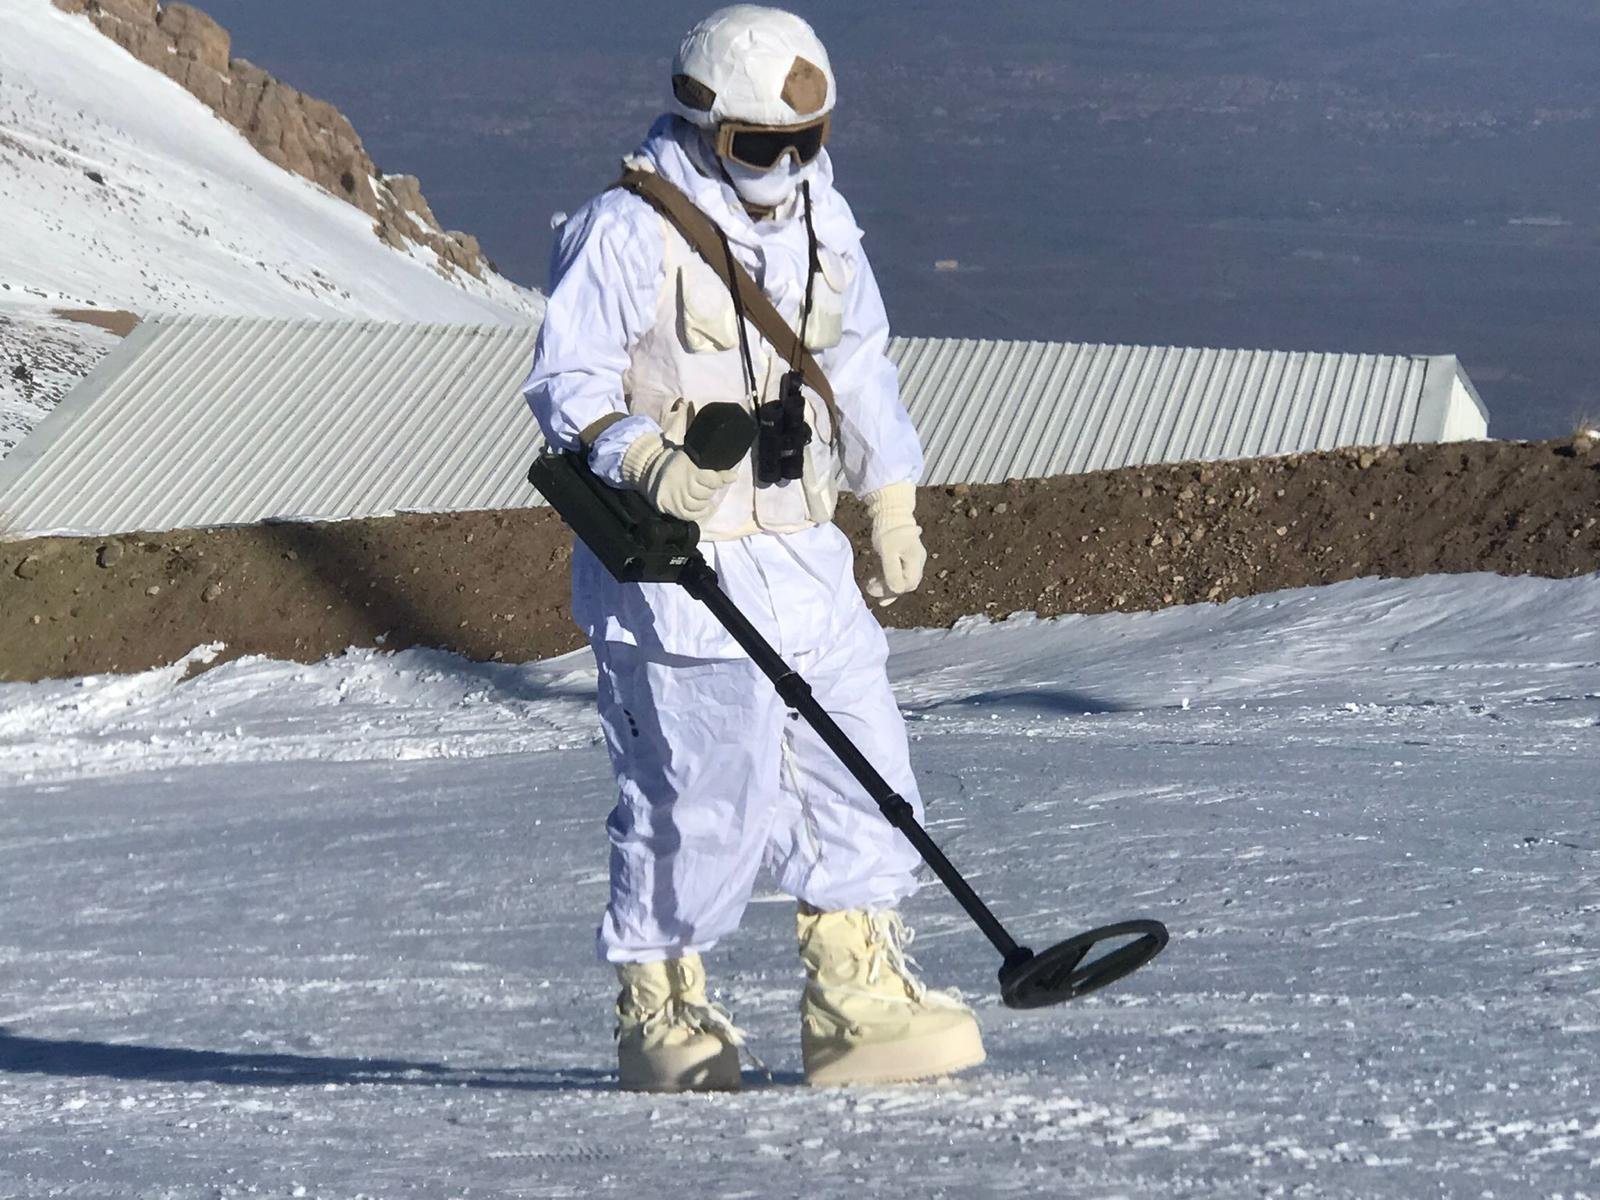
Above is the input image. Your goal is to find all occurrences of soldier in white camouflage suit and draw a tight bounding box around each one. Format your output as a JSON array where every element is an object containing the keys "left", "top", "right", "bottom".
[{"left": 524, "top": 5, "right": 983, "bottom": 1091}]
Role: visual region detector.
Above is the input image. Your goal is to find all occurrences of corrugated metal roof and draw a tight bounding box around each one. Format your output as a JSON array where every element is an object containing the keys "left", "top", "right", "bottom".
[
  {"left": 0, "top": 319, "right": 1486, "bottom": 539},
  {"left": 888, "top": 338, "right": 1485, "bottom": 486},
  {"left": 0, "top": 316, "right": 544, "bottom": 537}
]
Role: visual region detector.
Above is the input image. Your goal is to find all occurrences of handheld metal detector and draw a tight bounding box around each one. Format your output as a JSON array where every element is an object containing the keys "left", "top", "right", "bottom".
[{"left": 529, "top": 403, "right": 1168, "bottom": 1008}]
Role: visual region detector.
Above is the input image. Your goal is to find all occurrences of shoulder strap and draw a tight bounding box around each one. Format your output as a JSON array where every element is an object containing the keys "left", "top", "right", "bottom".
[{"left": 616, "top": 168, "right": 840, "bottom": 430}]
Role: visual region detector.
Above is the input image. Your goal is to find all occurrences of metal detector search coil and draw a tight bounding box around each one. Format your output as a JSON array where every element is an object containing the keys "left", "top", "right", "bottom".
[{"left": 999, "top": 920, "right": 1170, "bottom": 1009}]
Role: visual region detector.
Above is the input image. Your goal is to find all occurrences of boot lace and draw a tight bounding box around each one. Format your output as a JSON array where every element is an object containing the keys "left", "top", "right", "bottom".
[
  {"left": 800, "top": 910, "right": 970, "bottom": 1037},
  {"left": 621, "top": 995, "right": 769, "bottom": 1078},
  {"left": 864, "top": 909, "right": 929, "bottom": 1001},
  {"left": 866, "top": 910, "right": 970, "bottom": 1011}
]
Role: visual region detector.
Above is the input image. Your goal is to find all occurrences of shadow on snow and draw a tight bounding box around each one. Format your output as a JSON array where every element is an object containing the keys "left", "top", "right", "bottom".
[
  {"left": 0, "top": 1026, "right": 615, "bottom": 1092},
  {"left": 906, "top": 687, "right": 1129, "bottom": 717}
]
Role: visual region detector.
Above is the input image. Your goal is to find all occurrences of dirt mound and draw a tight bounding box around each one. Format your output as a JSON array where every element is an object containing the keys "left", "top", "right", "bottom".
[
  {"left": 857, "top": 435, "right": 1600, "bottom": 630},
  {"left": 3, "top": 438, "right": 1597, "bottom": 683}
]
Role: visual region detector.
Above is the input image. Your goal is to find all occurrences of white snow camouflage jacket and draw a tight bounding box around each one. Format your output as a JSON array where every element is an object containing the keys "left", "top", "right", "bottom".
[{"left": 523, "top": 115, "right": 922, "bottom": 658}]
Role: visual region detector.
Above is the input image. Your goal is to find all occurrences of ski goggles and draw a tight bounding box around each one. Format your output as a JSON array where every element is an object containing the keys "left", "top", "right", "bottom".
[{"left": 714, "top": 116, "right": 831, "bottom": 170}]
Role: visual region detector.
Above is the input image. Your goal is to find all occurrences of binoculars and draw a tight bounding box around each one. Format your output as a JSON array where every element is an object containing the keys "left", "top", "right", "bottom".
[{"left": 755, "top": 370, "right": 812, "bottom": 485}]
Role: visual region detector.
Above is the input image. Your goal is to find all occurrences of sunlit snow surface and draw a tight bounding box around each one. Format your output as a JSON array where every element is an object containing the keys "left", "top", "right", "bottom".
[
  {"left": 0, "top": 1, "right": 543, "bottom": 322},
  {"left": 2, "top": 574, "right": 1597, "bottom": 1198}
]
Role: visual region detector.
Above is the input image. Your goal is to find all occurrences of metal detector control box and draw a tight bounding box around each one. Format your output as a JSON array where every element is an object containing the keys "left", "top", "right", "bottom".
[{"left": 528, "top": 450, "right": 701, "bottom": 584}]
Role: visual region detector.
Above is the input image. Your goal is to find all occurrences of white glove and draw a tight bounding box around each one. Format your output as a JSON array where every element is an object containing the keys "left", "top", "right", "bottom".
[
  {"left": 620, "top": 430, "right": 738, "bottom": 524},
  {"left": 862, "top": 481, "right": 926, "bottom": 606}
]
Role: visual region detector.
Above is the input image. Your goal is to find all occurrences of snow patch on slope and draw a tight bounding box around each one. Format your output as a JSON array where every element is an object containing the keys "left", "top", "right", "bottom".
[
  {"left": 0, "top": 1, "right": 543, "bottom": 322},
  {"left": 3, "top": 572, "right": 1594, "bottom": 786},
  {"left": 890, "top": 570, "right": 1600, "bottom": 716},
  {"left": 0, "top": 643, "right": 601, "bottom": 783},
  {"left": 0, "top": 1, "right": 544, "bottom": 454},
  {"left": 0, "top": 305, "right": 121, "bottom": 459}
]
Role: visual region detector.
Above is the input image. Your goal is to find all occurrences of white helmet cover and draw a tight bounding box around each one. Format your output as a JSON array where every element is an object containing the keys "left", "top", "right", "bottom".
[{"left": 670, "top": 5, "right": 837, "bottom": 130}]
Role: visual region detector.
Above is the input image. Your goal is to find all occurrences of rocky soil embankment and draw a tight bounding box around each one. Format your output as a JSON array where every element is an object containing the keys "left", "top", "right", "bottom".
[
  {"left": 51, "top": 0, "right": 490, "bottom": 278},
  {"left": 2, "top": 438, "right": 1598, "bottom": 683}
]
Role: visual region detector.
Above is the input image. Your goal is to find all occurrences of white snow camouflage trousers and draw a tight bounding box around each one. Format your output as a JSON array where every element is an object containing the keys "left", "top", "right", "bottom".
[{"left": 590, "top": 600, "right": 925, "bottom": 963}]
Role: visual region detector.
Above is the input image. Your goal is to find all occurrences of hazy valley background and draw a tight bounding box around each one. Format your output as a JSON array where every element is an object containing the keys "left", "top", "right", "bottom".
[{"left": 201, "top": 0, "right": 1600, "bottom": 439}]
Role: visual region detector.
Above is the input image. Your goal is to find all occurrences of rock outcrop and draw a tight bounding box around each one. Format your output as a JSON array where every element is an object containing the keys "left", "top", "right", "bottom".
[{"left": 51, "top": 0, "right": 489, "bottom": 279}]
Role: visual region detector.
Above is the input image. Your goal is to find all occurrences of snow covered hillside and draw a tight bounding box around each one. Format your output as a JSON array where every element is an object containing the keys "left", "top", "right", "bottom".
[
  {"left": 1, "top": 573, "right": 1596, "bottom": 1197},
  {"left": 0, "top": 305, "right": 123, "bottom": 460},
  {"left": 0, "top": 0, "right": 544, "bottom": 457}
]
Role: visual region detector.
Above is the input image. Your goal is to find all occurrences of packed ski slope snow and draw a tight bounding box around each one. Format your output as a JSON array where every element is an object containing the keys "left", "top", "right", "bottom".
[
  {"left": 0, "top": 0, "right": 544, "bottom": 458},
  {"left": 1, "top": 573, "right": 1596, "bottom": 1198}
]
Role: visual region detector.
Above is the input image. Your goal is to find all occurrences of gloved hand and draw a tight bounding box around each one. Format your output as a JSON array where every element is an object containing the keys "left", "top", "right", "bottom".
[
  {"left": 621, "top": 430, "right": 738, "bottom": 524},
  {"left": 861, "top": 480, "right": 926, "bottom": 606}
]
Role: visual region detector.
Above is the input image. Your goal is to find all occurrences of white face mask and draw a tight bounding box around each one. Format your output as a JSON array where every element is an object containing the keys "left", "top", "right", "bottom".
[{"left": 722, "top": 155, "right": 815, "bottom": 211}]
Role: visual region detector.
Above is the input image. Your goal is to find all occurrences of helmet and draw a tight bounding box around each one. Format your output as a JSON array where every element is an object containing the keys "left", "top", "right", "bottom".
[{"left": 670, "top": 6, "right": 836, "bottom": 131}]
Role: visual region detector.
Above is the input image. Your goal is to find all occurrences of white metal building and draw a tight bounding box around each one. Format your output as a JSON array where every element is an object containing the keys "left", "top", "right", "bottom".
[
  {"left": 891, "top": 337, "right": 1487, "bottom": 487},
  {"left": 0, "top": 317, "right": 1487, "bottom": 539}
]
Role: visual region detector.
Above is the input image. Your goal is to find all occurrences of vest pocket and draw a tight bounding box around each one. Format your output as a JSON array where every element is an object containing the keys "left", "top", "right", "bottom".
[
  {"left": 676, "top": 265, "right": 740, "bottom": 353},
  {"left": 801, "top": 433, "right": 839, "bottom": 523},
  {"left": 802, "top": 248, "right": 851, "bottom": 351},
  {"left": 800, "top": 381, "right": 839, "bottom": 522}
]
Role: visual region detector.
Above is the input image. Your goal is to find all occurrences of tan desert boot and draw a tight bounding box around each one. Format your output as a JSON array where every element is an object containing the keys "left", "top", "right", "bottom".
[
  {"left": 615, "top": 954, "right": 744, "bottom": 1092},
  {"left": 797, "top": 906, "right": 985, "bottom": 1086}
]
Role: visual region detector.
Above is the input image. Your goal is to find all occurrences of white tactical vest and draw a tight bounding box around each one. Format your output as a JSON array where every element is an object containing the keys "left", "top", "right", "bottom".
[{"left": 621, "top": 215, "right": 852, "bottom": 540}]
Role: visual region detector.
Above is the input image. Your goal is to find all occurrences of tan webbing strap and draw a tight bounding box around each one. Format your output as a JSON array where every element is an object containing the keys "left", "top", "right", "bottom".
[
  {"left": 577, "top": 411, "right": 628, "bottom": 449},
  {"left": 615, "top": 168, "right": 841, "bottom": 431}
]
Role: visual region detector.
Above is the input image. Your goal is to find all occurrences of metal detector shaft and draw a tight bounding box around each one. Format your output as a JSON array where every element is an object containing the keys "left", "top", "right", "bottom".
[{"left": 679, "top": 557, "right": 1029, "bottom": 966}]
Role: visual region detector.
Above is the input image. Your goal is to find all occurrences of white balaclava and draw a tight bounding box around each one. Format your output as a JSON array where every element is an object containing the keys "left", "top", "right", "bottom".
[
  {"left": 669, "top": 6, "right": 836, "bottom": 210},
  {"left": 720, "top": 154, "right": 817, "bottom": 210}
]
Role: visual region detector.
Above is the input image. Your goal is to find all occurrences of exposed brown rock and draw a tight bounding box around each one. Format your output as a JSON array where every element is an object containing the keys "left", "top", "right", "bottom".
[
  {"left": 156, "top": 2, "right": 228, "bottom": 70},
  {"left": 384, "top": 174, "right": 440, "bottom": 231},
  {"left": 172, "top": 54, "right": 227, "bottom": 109},
  {"left": 49, "top": 0, "right": 488, "bottom": 279},
  {"left": 52, "top": 308, "right": 142, "bottom": 337},
  {"left": 98, "top": 12, "right": 171, "bottom": 63},
  {"left": 91, "top": 0, "right": 158, "bottom": 23}
]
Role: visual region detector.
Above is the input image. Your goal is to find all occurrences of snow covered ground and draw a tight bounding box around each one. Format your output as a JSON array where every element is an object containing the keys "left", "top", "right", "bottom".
[
  {"left": 0, "top": 305, "right": 120, "bottom": 460},
  {"left": 0, "top": 0, "right": 544, "bottom": 459},
  {"left": 1, "top": 573, "right": 1596, "bottom": 1198}
]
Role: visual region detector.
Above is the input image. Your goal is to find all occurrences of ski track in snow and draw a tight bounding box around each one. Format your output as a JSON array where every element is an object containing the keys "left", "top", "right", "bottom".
[{"left": 1, "top": 574, "right": 1597, "bottom": 1198}]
